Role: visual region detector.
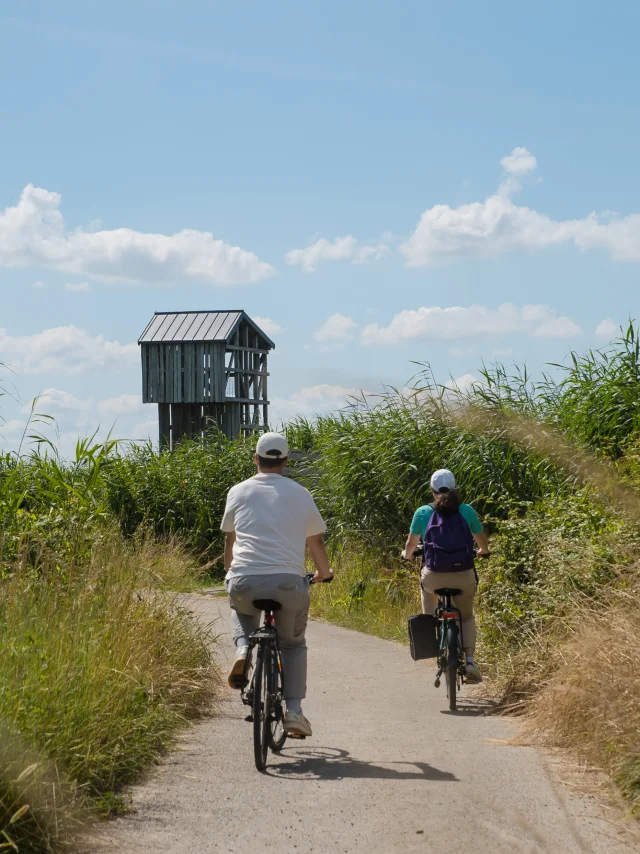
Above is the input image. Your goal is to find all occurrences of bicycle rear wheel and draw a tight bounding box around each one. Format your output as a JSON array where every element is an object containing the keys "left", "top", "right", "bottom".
[
  {"left": 252, "top": 646, "right": 269, "bottom": 771},
  {"left": 267, "top": 651, "right": 286, "bottom": 753},
  {"left": 444, "top": 624, "right": 458, "bottom": 712}
]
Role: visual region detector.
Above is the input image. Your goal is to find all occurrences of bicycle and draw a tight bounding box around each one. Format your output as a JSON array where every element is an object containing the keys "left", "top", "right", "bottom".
[
  {"left": 239, "top": 572, "right": 332, "bottom": 772},
  {"left": 413, "top": 544, "right": 489, "bottom": 712}
]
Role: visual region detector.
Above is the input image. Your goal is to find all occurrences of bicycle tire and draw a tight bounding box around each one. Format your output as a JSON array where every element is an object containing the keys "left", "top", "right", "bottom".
[
  {"left": 444, "top": 623, "right": 458, "bottom": 712},
  {"left": 267, "top": 649, "right": 286, "bottom": 753},
  {"left": 252, "top": 645, "right": 269, "bottom": 771}
]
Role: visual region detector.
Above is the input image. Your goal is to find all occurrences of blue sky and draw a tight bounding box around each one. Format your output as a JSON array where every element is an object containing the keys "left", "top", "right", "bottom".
[{"left": 1, "top": 1, "right": 639, "bottom": 452}]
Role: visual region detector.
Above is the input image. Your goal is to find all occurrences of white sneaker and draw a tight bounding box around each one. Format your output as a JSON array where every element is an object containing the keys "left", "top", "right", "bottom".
[
  {"left": 465, "top": 660, "right": 482, "bottom": 683},
  {"left": 227, "top": 646, "right": 250, "bottom": 689},
  {"left": 284, "top": 711, "right": 312, "bottom": 737}
]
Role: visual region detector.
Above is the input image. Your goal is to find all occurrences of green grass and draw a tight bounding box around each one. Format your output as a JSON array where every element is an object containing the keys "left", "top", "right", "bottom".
[
  {"left": 3, "top": 324, "right": 640, "bottom": 834},
  {"left": 0, "top": 533, "right": 218, "bottom": 852}
]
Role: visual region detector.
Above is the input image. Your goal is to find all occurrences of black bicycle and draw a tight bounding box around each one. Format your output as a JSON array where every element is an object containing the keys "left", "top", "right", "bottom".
[
  {"left": 239, "top": 573, "right": 332, "bottom": 771},
  {"left": 413, "top": 544, "right": 489, "bottom": 712},
  {"left": 433, "top": 586, "right": 466, "bottom": 711}
]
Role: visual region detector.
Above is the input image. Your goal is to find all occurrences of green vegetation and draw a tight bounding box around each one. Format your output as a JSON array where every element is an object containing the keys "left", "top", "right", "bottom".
[
  {"left": 288, "top": 326, "right": 640, "bottom": 812},
  {"left": 0, "top": 437, "right": 218, "bottom": 852},
  {"left": 3, "top": 323, "right": 640, "bottom": 848}
]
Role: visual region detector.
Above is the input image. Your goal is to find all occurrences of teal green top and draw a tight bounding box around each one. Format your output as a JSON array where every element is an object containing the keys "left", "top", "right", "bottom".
[{"left": 410, "top": 503, "right": 483, "bottom": 537}]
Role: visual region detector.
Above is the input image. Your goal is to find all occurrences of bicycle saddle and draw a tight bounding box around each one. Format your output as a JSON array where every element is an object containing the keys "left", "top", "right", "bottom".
[
  {"left": 434, "top": 588, "right": 462, "bottom": 597},
  {"left": 253, "top": 599, "right": 282, "bottom": 612}
]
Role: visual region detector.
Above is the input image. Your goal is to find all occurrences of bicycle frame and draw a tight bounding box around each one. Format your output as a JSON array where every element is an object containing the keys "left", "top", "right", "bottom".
[
  {"left": 240, "top": 611, "right": 285, "bottom": 713},
  {"left": 433, "top": 592, "right": 466, "bottom": 703}
]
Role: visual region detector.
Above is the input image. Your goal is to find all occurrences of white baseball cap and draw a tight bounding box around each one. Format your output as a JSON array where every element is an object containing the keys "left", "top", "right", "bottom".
[
  {"left": 256, "top": 431, "right": 289, "bottom": 459},
  {"left": 430, "top": 469, "right": 456, "bottom": 492}
]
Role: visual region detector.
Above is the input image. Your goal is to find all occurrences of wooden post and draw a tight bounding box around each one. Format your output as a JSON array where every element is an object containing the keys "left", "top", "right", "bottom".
[{"left": 158, "top": 404, "right": 171, "bottom": 450}]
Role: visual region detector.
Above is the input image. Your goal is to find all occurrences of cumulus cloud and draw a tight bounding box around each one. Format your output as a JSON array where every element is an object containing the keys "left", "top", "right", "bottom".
[
  {"left": 0, "top": 184, "right": 275, "bottom": 285},
  {"left": 314, "top": 313, "right": 358, "bottom": 344},
  {"left": 361, "top": 303, "right": 582, "bottom": 346},
  {"left": 64, "top": 281, "right": 90, "bottom": 292},
  {"left": 595, "top": 317, "right": 618, "bottom": 339},
  {"left": 253, "top": 316, "right": 284, "bottom": 338},
  {"left": 270, "top": 383, "right": 365, "bottom": 425},
  {"left": 8, "top": 388, "right": 156, "bottom": 457},
  {"left": 285, "top": 235, "right": 388, "bottom": 272},
  {"left": 400, "top": 148, "right": 640, "bottom": 267},
  {"left": 500, "top": 146, "right": 537, "bottom": 176},
  {"left": 36, "top": 389, "right": 144, "bottom": 417},
  {"left": 0, "top": 326, "right": 137, "bottom": 375}
]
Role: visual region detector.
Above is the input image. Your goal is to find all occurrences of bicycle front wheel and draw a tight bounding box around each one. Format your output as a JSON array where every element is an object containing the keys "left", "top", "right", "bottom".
[
  {"left": 252, "top": 646, "right": 269, "bottom": 771},
  {"left": 444, "top": 624, "right": 458, "bottom": 712}
]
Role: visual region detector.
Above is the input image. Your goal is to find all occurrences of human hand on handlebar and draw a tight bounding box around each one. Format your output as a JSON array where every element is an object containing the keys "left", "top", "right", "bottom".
[{"left": 310, "top": 569, "right": 334, "bottom": 584}]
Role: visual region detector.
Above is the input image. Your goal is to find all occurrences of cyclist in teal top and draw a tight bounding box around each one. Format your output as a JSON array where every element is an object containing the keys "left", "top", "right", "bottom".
[{"left": 402, "top": 469, "right": 489, "bottom": 682}]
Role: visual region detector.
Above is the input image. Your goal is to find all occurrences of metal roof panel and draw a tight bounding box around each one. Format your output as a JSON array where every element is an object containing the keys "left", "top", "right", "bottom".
[{"left": 138, "top": 310, "right": 275, "bottom": 346}]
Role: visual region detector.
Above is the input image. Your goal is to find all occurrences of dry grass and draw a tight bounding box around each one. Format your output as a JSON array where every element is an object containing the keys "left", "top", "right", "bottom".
[
  {"left": 0, "top": 533, "right": 220, "bottom": 852},
  {"left": 527, "top": 580, "right": 640, "bottom": 813}
]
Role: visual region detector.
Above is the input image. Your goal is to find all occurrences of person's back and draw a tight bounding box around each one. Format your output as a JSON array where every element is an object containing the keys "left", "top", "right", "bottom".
[
  {"left": 221, "top": 432, "right": 333, "bottom": 738},
  {"left": 402, "top": 469, "right": 490, "bottom": 683},
  {"left": 224, "top": 474, "right": 322, "bottom": 577}
]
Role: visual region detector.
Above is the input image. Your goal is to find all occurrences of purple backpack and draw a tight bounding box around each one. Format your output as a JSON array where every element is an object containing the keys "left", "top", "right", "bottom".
[{"left": 424, "top": 508, "right": 475, "bottom": 573}]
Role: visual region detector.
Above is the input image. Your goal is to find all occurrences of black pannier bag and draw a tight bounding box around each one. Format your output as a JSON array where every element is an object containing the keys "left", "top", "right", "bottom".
[{"left": 407, "top": 614, "right": 439, "bottom": 660}]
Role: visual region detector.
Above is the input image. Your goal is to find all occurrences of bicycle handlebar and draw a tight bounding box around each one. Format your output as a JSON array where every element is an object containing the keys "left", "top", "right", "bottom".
[{"left": 305, "top": 572, "right": 334, "bottom": 584}]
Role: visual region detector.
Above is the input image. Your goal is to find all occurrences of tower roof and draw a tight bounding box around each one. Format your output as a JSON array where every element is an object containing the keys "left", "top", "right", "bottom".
[{"left": 138, "top": 310, "right": 275, "bottom": 348}]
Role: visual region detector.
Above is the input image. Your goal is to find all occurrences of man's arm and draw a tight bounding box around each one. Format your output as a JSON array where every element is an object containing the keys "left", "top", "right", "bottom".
[
  {"left": 401, "top": 532, "right": 420, "bottom": 561},
  {"left": 306, "top": 534, "right": 333, "bottom": 582},
  {"left": 224, "top": 532, "right": 236, "bottom": 573}
]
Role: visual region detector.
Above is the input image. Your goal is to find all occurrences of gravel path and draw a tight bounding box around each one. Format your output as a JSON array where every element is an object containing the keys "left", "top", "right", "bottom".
[{"left": 91, "top": 594, "right": 637, "bottom": 853}]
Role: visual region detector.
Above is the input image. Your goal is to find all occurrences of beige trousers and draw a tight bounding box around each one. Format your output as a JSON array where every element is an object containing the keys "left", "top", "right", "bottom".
[{"left": 420, "top": 567, "right": 477, "bottom": 655}]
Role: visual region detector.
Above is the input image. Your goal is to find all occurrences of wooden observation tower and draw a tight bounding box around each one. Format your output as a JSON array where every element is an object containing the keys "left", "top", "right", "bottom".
[{"left": 138, "top": 310, "right": 275, "bottom": 448}]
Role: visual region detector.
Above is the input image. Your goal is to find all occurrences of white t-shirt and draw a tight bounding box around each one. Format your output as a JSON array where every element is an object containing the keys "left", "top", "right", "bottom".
[{"left": 221, "top": 473, "right": 327, "bottom": 579}]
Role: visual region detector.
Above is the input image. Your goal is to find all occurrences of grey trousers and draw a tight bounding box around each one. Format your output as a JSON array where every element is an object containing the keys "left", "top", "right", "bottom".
[{"left": 225, "top": 573, "right": 310, "bottom": 700}]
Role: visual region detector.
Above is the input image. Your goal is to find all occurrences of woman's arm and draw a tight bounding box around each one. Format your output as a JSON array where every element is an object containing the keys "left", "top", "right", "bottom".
[
  {"left": 473, "top": 530, "right": 490, "bottom": 555},
  {"left": 401, "top": 532, "right": 421, "bottom": 561}
]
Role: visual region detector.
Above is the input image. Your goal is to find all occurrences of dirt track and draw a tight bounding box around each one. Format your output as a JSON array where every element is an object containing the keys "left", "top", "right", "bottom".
[{"left": 92, "top": 595, "right": 637, "bottom": 853}]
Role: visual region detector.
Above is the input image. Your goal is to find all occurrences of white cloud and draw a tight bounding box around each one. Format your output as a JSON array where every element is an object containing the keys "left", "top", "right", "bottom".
[
  {"left": 400, "top": 148, "right": 640, "bottom": 267},
  {"left": 32, "top": 388, "right": 91, "bottom": 413},
  {"left": 10, "top": 388, "right": 156, "bottom": 456},
  {"left": 253, "top": 316, "right": 284, "bottom": 338},
  {"left": 97, "top": 394, "right": 144, "bottom": 415},
  {"left": 314, "top": 313, "right": 358, "bottom": 344},
  {"left": 32, "top": 280, "right": 46, "bottom": 288},
  {"left": 0, "top": 326, "right": 137, "bottom": 375},
  {"left": 500, "top": 146, "right": 537, "bottom": 176},
  {"left": 595, "top": 317, "right": 618, "bottom": 339},
  {"left": 131, "top": 418, "right": 159, "bottom": 440},
  {"left": 446, "top": 373, "right": 481, "bottom": 394},
  {"left": 270, "top": 383, "right": 365, "bottom": 426},
  {"left": 285, "top": 235, "right": 388, "bottom": 272},
  {"left": 0, "top": 184, "right": 275, "bottom": 285},
  {"left": 361, "top": 303, "right": 582, "bottom": 346},
  {"left": 64, "top": 281, "right": 90, "bottom": 292},
  {"left": 33, "top": 390, "right": 145, "bottom": 418}
]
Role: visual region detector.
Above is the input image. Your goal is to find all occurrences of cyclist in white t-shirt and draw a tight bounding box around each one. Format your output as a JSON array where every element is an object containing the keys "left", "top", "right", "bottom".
[{"left": 221, "top": 432, "right": 332, "bottom": 738}]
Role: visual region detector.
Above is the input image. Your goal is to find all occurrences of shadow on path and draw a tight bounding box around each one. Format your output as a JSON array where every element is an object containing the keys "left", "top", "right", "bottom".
[
  {"left": 266, "top": 746, "right": 458, "bottom": 781},
  {"left": 440, "top": 697, "right": 498, "bottom": 717}
]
